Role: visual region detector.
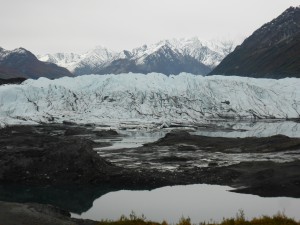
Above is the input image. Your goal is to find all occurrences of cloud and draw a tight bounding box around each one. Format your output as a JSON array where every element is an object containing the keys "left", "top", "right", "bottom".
[{"left": 1, "top": 0, "right": 299, "bottom": 54}]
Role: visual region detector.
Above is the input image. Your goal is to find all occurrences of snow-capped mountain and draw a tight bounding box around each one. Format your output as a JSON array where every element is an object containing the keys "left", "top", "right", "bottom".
[
  {"left": 38, "top": 38, "right": 235, "bottom": 76},
  {"left": 38, "top": 53, "right": 82, "bottom": 72},
  {"left": 0, "top": 73, "right": 299, "bottom": 128},
  {"left": 37, "top": 46, "right": 119, "bottom": 74},
  {"left": 127, "top": 38, "right": 222, "bottom": 68},
  {"left": 0, "top": 47, "right": 73, "bottom": 80},
  {"left": 73, "top": 46, "right": 120, "bottom": 75}
]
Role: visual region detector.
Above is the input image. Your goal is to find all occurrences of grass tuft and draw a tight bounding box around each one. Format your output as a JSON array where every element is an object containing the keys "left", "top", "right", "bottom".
[{"left": 97, "top": 211, "right": 300, "bottom": 225}]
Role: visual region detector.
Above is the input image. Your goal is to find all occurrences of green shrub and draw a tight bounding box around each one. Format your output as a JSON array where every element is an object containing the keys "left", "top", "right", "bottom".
[{"left": 97, "top": 211, "right": 300, "bottom": 225}]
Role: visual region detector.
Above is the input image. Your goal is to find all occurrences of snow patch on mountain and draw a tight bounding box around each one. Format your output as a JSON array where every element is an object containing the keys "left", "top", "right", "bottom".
[
  {"left": 0, "top": 47, "right": 28, "bottom": 60},
  {"left": 127, "top": 37, "right": 235, "bottom": 69},
  {"left": 79, "top": 46, "right": 119, "bottom": 66},
  {"left": 37, "top": 37, "right": 237, "bottom": 75},
  {"left": 38, "top": 46, "right": 119, "bottom": 73},
  {"left": 0, "top": 73, "right": 299, "bottom": 128},
  {"left": 37, "top": 53, "right": 82, "bottom": 72}
]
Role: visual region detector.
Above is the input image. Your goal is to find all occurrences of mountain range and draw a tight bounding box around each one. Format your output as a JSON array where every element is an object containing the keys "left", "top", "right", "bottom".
[
  {"left": 211, "top": 6, "right": 300, "bottom": 78},
  {"left": 2, "top": 6, "right": 300, "bottom": 81},
  {"left": 38, "top": 38, "right": 234, "bottom": 76},
  {"left": 0, "top": 47, "right": 73, "bottom": 80}
]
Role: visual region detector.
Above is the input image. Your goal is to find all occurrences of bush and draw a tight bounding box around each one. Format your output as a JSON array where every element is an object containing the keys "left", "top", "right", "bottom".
[{"left": 97, "top": 211, "right": 300, "bottom": 225}]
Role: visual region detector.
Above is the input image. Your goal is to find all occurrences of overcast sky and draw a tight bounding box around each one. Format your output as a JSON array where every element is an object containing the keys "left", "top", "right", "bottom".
[{"left": 1, "top": 0, "right": 299, "bottom": 54}]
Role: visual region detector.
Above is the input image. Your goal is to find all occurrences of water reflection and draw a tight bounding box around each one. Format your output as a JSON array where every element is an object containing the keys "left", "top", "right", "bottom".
[
  {"left": 0, "top": 185, "right": 117, "bottom": 214},
  {"left": 94, "top": 121, "right": 300, "bottom": 171},
  {"left": 1, "top": 183, "right": 299, "bottom": 223},
  {"left": 96, "top": 129, "right": 168, "bottom": 150},
  {"left": 72, "top": 184, "right": 300, "bottom": 223},
  {"left": 193, "top": 121, "right": 300, "bottom": 138},
  {"left": 95, "top": 121, "right": 300, "bottom": 154}
]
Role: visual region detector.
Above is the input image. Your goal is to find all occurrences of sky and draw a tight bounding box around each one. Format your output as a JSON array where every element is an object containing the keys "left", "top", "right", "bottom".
[{"left": 1, "top": 0, "right": 300, "bottom": 55}]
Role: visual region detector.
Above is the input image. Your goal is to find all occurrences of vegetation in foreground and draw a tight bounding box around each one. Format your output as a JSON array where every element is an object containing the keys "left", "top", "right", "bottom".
[{"left": 97, "top": 211, "right": 300, "bottom": 225}]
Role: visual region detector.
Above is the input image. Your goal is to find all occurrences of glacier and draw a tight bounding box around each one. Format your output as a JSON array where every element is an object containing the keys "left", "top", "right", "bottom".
[{"left": 0, "top": 73, "right": 299, "bottom": 128}]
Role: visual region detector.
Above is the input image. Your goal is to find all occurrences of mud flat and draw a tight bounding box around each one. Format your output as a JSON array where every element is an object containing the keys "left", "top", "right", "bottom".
[
  {"left": 0, "top": 201, "right": 97, "bottom": 225},
  {"left": 0, "top": 124, "right": 300, "bottom": 223},
  {"left": 0, "top": 125, "right": 300, "bottom": 192}
]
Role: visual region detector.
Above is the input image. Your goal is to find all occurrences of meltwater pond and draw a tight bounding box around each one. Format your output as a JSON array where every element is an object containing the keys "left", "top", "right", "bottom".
[
  {"left": 72, "top": 184, "right": 300, "bottom": 223},
  {"left": 72, "top": 121, "right": 300, "bottom": 222},
  {"left": 94, "top": 121, "right": 300, "bottom": 171}
]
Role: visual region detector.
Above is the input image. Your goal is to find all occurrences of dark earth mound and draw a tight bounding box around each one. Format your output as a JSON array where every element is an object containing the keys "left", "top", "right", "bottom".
[
  {"left": 0, "top": 125, "right": 117, "bottom": 185},
  {"left": 0, "top": 125, "right": 175, "bottom": 188},
  {"left": 147, "top": 130, "right": 300, "bottom": 153},
  {"left": 0, "top": 77, "right": 26, "bottom": 85},
  {"left": 0, "top": 201, "right": 97, "bottom": 225}
]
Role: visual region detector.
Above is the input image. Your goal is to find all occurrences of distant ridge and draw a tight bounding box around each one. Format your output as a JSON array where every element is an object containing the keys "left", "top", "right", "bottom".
[
  {"left": 38, "top": 38, "right": 235, "bottom": 76},
  {"left": 210, "top": 6, "right": 300, "bottom": 78},
  {"left": 0, "top": 77, "right": 26, "bottom": 85},
  {"left": 0, "top": 47, "right": 73, "bottom": 80}
]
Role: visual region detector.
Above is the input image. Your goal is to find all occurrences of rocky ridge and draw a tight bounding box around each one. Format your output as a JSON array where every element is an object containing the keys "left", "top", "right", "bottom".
[
  {"left": 0, "top": 47, "right": 73, "bottom": 80},
  {"left": 211, "top": 6, "right": 300, "bottom": 78}
]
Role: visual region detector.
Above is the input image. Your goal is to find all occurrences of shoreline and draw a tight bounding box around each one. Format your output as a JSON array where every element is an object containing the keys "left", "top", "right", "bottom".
[
  {"left": 0, "top": 123, "right": 300, "bottom": 223},
  {"left": 0, "top": 201, "right": 299, "bottom": 225},
  {"left": 0, "top": 124, "right": 299, "bottom": 191}
]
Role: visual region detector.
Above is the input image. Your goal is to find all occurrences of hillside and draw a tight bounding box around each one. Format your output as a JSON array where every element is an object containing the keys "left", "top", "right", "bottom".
[
  {"left": 0, "top": 47, "right": 73, "bottom": 80},
  {"left": 210, "top": 6, "right": 300, "bottom": 78}
]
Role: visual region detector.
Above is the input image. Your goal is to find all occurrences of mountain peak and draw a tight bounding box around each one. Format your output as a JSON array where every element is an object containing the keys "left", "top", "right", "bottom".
[
  {"left": 82, "top": 46, "right": 118, "bottom": 64},
  {"left": 210, "top": 6, "right": 300, "bottom": 78},
  {"left": 38, "top": 38, "right": 235, "bottom": 76},
  {"left": 13, "top": 47, "right": 28, "bottom": 53},
  {"left": 289, "top": 5, "right": 300, "bottom": 10},
  {"left": 0, "top": 47, "right": 73, "bottom": 79},
  {"left": 245, "top": 5, "right": 300, "bottom": 48},
  {"left": 90, "top": 45, "right": 115, "bottom": 55}
]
